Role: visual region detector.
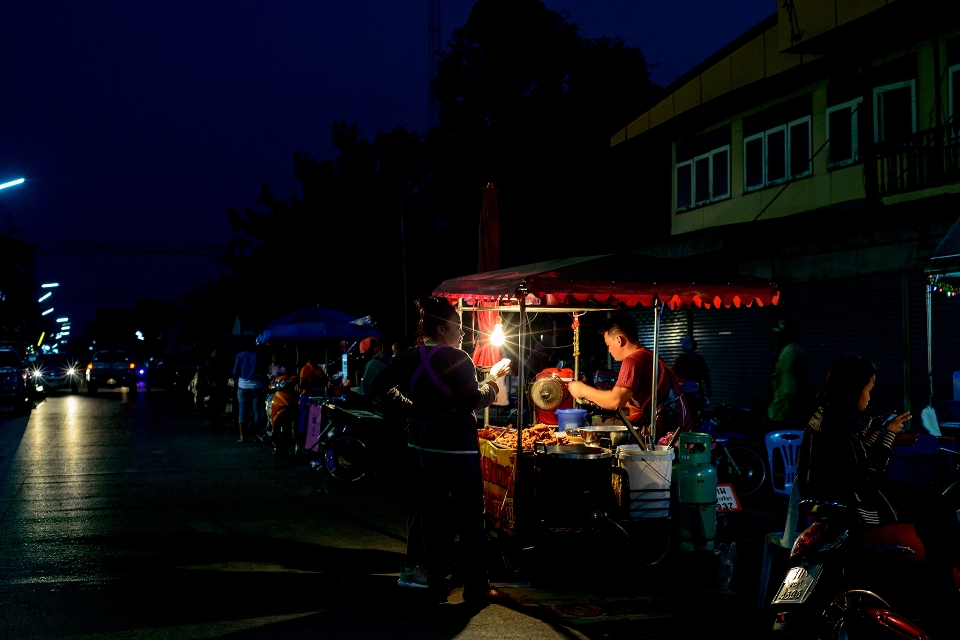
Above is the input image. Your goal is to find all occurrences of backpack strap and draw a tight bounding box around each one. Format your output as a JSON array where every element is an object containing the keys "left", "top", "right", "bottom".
[{"left": 409, "top": 344, "right": 452, "bottom": 397}]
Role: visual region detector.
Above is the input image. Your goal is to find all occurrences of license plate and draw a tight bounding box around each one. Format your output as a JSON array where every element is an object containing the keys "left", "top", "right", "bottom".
[{"left": 771, "top": 565, "right": 822, "bottom": 605}]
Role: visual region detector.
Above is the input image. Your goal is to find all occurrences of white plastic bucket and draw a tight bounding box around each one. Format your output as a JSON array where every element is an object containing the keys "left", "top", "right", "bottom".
[{"left": 616, "top": 444, "right": 674, "bottom": 519}]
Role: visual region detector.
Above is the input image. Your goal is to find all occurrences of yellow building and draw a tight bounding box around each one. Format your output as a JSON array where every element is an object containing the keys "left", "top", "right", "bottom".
[{"left": 611, "top": 1, "right": 960, "bottom": 421}]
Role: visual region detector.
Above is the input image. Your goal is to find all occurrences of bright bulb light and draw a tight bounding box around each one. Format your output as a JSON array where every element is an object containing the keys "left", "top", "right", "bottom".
[
  {"left": 56, "top": 317, "right": 68, "bottom": 323},
  {"left": 490, "top": 320, "right": 506, "bottom": 347},
  {"left": 41, "top": 308, "right": 54, "bottom": 316},
  {"left": 38, "top": 292, "right": 52, "bottom": 303},
  {"left": 41, "top": 283, "right": 59, "bottom": 288},
  {"left": 0, "top": 178, "right": 25, "bottom": 190}
]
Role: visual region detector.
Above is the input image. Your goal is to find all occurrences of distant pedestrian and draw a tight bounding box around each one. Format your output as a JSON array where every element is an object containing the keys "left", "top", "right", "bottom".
[
  {"left": 232, "top": 341, "right": 267, "bottom": 443},
  {"left": 672, "top": 336, "right": 711, "bottom": 399},
  {"left": 358, "top": 337, "right": 389, "bottom": 398}
]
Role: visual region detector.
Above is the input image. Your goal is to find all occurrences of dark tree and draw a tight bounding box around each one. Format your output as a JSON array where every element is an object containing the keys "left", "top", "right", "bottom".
[
  {"left": 205, "top": 0, "right": 662, "bottom": 340},
  {"left": 431, "top": 0, "right": 662, "bottom": 267}
]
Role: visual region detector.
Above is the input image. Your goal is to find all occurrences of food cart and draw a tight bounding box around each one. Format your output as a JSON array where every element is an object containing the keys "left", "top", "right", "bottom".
[{"left": 432, "top": 250, "right": 780, "bottom": 573}]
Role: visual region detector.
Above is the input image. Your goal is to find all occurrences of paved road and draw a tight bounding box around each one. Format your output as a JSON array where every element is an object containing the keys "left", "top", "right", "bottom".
[{"left": 0, "top": 391, "right": 785, "bottom": 639}]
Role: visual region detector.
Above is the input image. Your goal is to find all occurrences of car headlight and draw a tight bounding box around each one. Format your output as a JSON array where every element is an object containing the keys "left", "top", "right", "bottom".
[{"left": 67, "top": 368, "right": 77, "bottom": 376}]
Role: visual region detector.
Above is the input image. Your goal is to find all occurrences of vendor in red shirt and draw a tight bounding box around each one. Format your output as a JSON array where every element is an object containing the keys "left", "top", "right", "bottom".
[{"left": 567, "top": 313, "right": 680, "bottom": 437}]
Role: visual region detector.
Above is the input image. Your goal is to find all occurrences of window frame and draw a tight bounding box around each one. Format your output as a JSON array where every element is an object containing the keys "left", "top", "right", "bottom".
[
  {"left": 787, "top": 116, "right": 813, "bottom": 179},
  {"left": 872, "top": 79, "right": 916, "bottom": 143},
  {"left": 674, "top": 143, "right": 731, "bottom": 212},
  {"left": 675, "top": 159, "right": 693, "bottom": 211},
  {"left": 825, "top": 97, "right": 862, "bottom": 168},
  {"left": 764, "top": 124, "right": 788, "bottom": 186},
  {"left": 693, "top": 151, "right": 712, "bottom": 205},
  {"left": 710, "top": 145, "right": 731, "bottom": 200},
  {"left": 743, "top": 131, "right": 765, "bottom": 193},
  {"left": 948, "top": 63, "right": 960, "bottom": 126}
]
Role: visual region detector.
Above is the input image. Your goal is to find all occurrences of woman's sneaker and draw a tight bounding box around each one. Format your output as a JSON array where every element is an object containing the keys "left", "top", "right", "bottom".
[{"left": 398, "top": 565, "right": 430, "bottom": 589}]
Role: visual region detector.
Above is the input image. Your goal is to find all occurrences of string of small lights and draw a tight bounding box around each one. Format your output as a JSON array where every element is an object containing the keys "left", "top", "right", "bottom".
[{"left": 928, "top": 276, "right": 959, "bottom": 297}]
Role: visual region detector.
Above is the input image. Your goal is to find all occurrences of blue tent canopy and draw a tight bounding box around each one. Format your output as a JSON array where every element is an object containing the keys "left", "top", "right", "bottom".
[{"left": 256, "top": 307, "right": 380, "bottom": 344}]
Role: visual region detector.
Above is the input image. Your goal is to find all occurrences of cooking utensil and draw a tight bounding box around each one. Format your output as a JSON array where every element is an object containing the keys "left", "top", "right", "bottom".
[
  {"left": 579, "top": 425, "right": 630, "bottom": 448},
  {"left": 529, "top": 373, "right": 567, "bottom": 411},
  {"left": 533, "top": 443, "right": 612, "bottom": 459}
]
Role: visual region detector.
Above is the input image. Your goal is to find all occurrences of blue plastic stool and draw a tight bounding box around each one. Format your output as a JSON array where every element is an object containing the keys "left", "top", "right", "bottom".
[{"left": 764, "top": 430, "right": 803, "bottom": 496}]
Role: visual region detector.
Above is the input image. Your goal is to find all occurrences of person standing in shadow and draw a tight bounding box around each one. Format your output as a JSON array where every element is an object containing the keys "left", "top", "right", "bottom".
[
  {"left": 232, "top": 341, "right": 267, "bottom": 443},
  {"left": 672, "top": 336, "right": 711, "bottom": 399},
  {"left": 767, "top": 319, "right": 814, "bottom": 432}
]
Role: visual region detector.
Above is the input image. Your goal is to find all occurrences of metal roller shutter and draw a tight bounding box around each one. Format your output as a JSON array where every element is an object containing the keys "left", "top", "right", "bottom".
[
  {"left": 689, "top": 305, "right": 776, "bottom": 412},
  {"left": 777, "top": 273, "right": 905, "bottom": 415}
]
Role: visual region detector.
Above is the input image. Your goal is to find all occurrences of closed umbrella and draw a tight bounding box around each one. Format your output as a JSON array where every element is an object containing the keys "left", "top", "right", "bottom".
[{"left": 473, "top": 182, "right": 502, "bottom": 368}]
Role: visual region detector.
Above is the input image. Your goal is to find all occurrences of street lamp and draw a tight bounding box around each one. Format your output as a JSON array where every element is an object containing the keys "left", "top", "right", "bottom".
[
  {"left": 0, "top": 178, "right": 25, "bottom": 191},
  {"left": 56, "top": 317, "right": 69, "bottom": 323},
  {"left": 41, "top": 283, "right": 59, "bottom": 288},
  {"left": 41, "top": 308, "right": 54, "bottom": 316},
  {"left": 38, "top": 292, "right": 52, "bottom": 303}
]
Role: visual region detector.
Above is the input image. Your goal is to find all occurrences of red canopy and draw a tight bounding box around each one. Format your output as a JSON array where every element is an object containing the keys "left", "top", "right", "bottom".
[{"left": 434, "top": 251, "right": 779, "bottom": 310}]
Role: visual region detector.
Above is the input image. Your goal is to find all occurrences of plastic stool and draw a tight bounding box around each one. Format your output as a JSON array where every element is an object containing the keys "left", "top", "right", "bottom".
[
  {"left": 764, "top": 430, "right": 802, "bottom": 496},
  {"left": 755, "top": 481, "right": 800, "bottom": 613}
]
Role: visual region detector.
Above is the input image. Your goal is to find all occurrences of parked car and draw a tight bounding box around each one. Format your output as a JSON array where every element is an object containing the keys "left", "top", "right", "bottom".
[
  {"left": 85, "top": 349, "right": 144, "bottom": 394},
  {"left": 30, "top": 352, "right": 86, "bottom": 394},
  {"left": 0, "top": 346, "right": 31, "bottom": 415}
]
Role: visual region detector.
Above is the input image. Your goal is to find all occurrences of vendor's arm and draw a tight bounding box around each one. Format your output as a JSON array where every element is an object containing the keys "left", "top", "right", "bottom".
[{"left": 567, "top": 380, "right": 633, "bottom": 411}]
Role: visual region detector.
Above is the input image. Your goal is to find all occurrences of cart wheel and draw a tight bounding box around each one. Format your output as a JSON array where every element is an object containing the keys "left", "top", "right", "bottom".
[{"left": 321, "top": 436, "right": 369, "bottom": 482}]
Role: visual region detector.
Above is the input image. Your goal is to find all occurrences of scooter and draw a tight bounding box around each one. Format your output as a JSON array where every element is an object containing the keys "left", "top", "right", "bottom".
[
  {"left": 768, "top": 433, "right": 960, "bottom": 639},
  {"left": 266, "top": 374, "right": 301, "bottom": 456}
]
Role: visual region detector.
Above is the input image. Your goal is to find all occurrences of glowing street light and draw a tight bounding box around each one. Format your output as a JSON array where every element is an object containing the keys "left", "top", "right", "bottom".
[
  {"left": 41, "top": 308, "right": 54, "bottom": 316},
  {"left": 56, "top": 317, "right": 68, "bottom": 323},
  {"left": 38, "top": 292, "right": 52, "bottom": 303},
  {"left": 41, "top": 283, "right": 59, "bottom": 288},
  {"left": 0, "top": 178, "right": 25, "bottom": 191}
]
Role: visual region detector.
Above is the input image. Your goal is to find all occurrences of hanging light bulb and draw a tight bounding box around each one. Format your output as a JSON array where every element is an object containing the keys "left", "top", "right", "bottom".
[{"left": 490, "top": 316, "right": 506, "bottom": 347}]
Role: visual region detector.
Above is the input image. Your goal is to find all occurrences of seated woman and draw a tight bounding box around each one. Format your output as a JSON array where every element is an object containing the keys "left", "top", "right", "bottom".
[{"left": 796, "top": 355, "right": 910, "bottom": 524}]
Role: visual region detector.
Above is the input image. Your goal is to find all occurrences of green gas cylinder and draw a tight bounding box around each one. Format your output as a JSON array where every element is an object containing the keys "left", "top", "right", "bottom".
[{"left": 672, "top": 432, "right": 717, "bottom": 551}]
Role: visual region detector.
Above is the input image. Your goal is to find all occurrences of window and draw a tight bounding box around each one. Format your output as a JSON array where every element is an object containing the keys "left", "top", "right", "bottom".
[
  {"left": 676, "top": 163, "right": 692, "bottom": 210},
  {"left": 826, "top": 98, "right": 862, "bottom": 167},
  {"left": 788, "top": 117, "right": 811, "bottom": 178},
  {"left": 743, "top": 115, "right": 812, "bottom": 191},
  {"left": 949, "top": 64, "right": 960, "bottom": 126},
  {"left": 873, "top": 80, "right": 915, "bottom": 143},
  {"left": 675, "top": 145, "right": 730, "bottom": 210}
]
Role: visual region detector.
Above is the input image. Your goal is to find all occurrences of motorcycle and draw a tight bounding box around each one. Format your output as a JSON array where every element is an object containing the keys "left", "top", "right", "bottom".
[
  {"left": 308, "top": 393, "right": 406, "bottom": 482},
  {"left": 266, "top": 374, "right": 301, "bottom": 456},
  {"left": 768, "top": 433, "right": 960, "bottom": 639}
]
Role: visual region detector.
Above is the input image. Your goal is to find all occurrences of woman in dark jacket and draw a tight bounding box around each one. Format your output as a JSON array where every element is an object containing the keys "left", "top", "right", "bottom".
[
  {"left": 372, "top": 296, "right": 506, "bottom": 602},
  {"left": 796, "top": 355, "right": 911, "bottom": 524}
]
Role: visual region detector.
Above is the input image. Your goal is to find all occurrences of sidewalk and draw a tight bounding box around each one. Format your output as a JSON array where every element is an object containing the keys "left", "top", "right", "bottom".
[{"left": 316, "top": 462, "right": 790, "bottom": 638}]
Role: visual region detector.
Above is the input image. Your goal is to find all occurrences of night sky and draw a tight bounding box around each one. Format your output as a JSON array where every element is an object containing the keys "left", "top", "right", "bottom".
[{"left": 0, "top": 1, "right": 774, "bottom": 332}]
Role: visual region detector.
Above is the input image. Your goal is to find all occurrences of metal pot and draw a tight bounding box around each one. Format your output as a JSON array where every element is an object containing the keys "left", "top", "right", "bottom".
[
  {"left": 578, "top": 425, "right": 631, "bottom": 448},
  {"left": 533, "top": 443, "right": 612, "bottom": 459}
]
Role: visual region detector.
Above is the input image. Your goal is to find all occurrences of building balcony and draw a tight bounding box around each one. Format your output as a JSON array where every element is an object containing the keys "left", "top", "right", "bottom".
[{"left": 874, "top": 124, "right": 960, "bottom": 198}]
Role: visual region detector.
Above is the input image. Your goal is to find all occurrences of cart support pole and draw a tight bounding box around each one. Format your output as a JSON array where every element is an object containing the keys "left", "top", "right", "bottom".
[
  {"left": 572, "top": 311, "right": 580, "bottom": 383},
  {"left": 516, "top": 287, "right": 527, "bottom": 546},
  {"left": 927, "top": 281, "right": 934, "bottom": 405},
  {"left": 650, "top": 299, "right": 662, "bottom": 446}
]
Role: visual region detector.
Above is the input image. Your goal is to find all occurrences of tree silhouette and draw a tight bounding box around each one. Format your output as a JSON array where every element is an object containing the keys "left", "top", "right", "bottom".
[{"left": 195, "top": 0, "right": 663, "bottom": 340}]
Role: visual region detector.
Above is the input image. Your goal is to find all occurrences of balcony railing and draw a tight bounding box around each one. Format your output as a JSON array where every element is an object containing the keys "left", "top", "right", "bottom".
[{"left": 874, "top": 123, "right": 960, "bottom": 197}]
